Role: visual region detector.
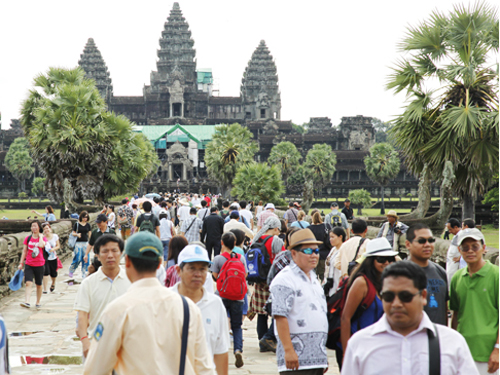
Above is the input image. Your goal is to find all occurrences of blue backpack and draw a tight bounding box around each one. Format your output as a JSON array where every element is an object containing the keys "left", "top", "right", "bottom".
[{"left": 245, "top": 235, "right": 273, "bottom": 283}]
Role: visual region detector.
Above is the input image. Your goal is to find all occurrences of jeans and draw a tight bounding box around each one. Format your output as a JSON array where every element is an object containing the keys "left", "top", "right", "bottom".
[
  {"left": 261, "top": 319, "right": 276, "bottom": 342},
  {"left": 69, "top": 242, "right": 89, "bottom": 276},
  {"left": 257, "top": 314, "right": 269, "bottom": 340},
  {"left": 161, "top": 240, "right": 170, "bottom": 261},
  {"left": 206, "top": 239, "right": 222, "bottom": 260},
  {"left": 222, "top": 299, "right": 243, "bottom": 353}
]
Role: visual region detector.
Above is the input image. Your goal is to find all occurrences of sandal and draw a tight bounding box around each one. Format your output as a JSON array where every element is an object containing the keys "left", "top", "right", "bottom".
[
  {"left": 35, "top": 304, "right": 42, "bottom": 309},
  {"left": 20, "top": 302, "right": 30, "bottom": 308},
  {"left": 50, "top": 285, "right": 55, "bottom": 292}
]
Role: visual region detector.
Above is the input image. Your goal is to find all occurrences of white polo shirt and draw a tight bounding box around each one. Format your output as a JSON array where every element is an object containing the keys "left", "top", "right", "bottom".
[
  {"left": 171, "top": 284, "right": 229, "bottom": 359},
  {"left": 74, "top": 267, "right": 131, "bottom": 335}
]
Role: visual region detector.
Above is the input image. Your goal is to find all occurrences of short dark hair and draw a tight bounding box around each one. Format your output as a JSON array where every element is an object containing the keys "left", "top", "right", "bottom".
[
  {"left": 229, "top": 211, "right": 239, "bottom": 219},
  {"left": 288, "top": 202, "right": 294, "bottom": 207},
  {"left": 201, "top": 200, "right": 207, "bottom": 207},
  {"left": 462, "top": 218, "right": 476, "bottom": 228},
  {"left": 240, "top": 200, "right": 247, "bottom": 209},
  {"left": 79, "top": 210, "right": 89, "bottom": 222},
  {"left": 280, "top": 219, "right": 287, "bottom": 233},
  {"left": 330, "top": 226, "right": 347, "bottom": 243},
  {"left": 351, "top": 219, "right": 367, "bottom": 234},
  {"left": 122, "top": 199, "right": 128, "bottom": 204},
  {"left": 406, "top": 223, "right": 430, "bottom": 242},
  {"left": 189, "top": 207, "right": 197, "bottom": 214},
  {"left": 381, "top": 261, "right": 427, "bottom": 291},
  {"left": 108, "top": 204, "right": 114, "bottom": 212},
  {"left": 160, "top": 201, "right": 167, "bottom": 208},
  {"left": 143, "top": 201, "right": 152, "bottom": 212},
  {"left": 447, "top": 218, "right": 461, "bottom": 229},
  {"left": 210, "top": 206, "right": 218, "bottom": 213},
  {"left": 168, "top": 235, "right": 189, "bottom": 263},
  {"left": 222, "top": 201, "right": 230, "bottom": 208},
  {"left": 153, "top": 197, "right": 160, "bottom": 203},
  {"left": 129, "top": 252, "right": 160, "bottom": 273},
  {"left": 229, "top": 229, "right": 245, "bottom": 246},
  {"left": 94, "top": 234, "right": 124, "bottom": 255},
  {"left": 159, "top": 213, "right": 168, "bottom": 220},
  {"left": 222, "top": 232, "right": 236, "bottom": 250}
]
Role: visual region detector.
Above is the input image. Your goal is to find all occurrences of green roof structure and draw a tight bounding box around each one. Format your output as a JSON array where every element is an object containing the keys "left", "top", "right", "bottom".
[{"left": 133, "top": 124, "right": 218, "bottom": 149}]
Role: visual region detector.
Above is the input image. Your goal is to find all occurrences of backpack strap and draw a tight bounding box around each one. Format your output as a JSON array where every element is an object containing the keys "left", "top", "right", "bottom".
[
  {"left": 360, "top": 274, "right": 377, "bottom": 309},
  {"left": 179, "top": 295, "right": 190, "bottom": 375},
  {"left": 352, "top": 238, "right": 366, "bottom": 263},
  {"left": 428, "top": 323, "right": 440, "bottom": 375},
  {"left": 184, "top": 217, "right": 196, "bottom": 234}
]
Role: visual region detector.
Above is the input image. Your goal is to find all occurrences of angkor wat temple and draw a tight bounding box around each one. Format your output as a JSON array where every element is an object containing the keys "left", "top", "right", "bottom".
[{"left": 0, "top": 2, "right": 422, "bottom": 198}]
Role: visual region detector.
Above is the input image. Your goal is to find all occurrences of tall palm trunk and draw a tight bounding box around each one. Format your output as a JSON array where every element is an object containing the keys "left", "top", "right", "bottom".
[
  {"left": 462, "top": 194, "right": 475, "bottom": 221},
  {"left": 380, "top": 185, "right": 385, "bottom": 215}
]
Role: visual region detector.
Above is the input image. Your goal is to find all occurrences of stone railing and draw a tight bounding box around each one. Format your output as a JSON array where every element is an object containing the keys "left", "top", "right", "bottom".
[{"left": 0, "top": 213, "right": 99, "bottom": 297}]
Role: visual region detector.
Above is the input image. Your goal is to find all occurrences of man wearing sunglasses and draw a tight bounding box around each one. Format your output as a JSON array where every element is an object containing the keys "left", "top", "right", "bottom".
[
  {"left": 450, "top": 228, "right": 499, "bottom": 375},
  {"left": 341, "top": 261, "right": 478, "bottom": 375},
  {"left": 405, "top": 223, "right": 448, "bottom": 326},
  {"left": 270, "top": 229, "right": 328, "bottom": 374}
]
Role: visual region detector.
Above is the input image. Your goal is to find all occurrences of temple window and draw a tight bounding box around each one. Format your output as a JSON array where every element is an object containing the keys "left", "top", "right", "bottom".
[{"left": 260, "top": 109, "right": 266, "bottom": 118}]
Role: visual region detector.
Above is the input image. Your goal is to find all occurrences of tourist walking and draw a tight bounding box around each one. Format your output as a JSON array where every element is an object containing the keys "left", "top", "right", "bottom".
[
  {"left": 283, "top": 202, "right": 300, "bottom": 228},
  {"left": 257, "top": 203, "right": 278, "bottom": 231},
  {"left": 41, "top": 222, "right": 59, "bottom": 293},
  {"left": 308, "top": 211, "right": 331, "bottom": 282},
  {"left": 173, "top": 245, "right": 229, "bottom": 375},
  {"left": 69, "top": 211, "right": 91, "bottom": 278},
  {"left": 74, "top": 234, "right": 130, "bottom": 359},
  {"left": 83, "top": 232, "right": 215, "bottom": 375},
  {"left": 325, "top": 202, "right": 349, "bottom": 236},
  {"left": 31, "top": 205, "right": 56, "bottom": 221},
  {"left": 159, "top": 211, "right": 175, "bottom": 266},
  {"left": 219, "top": 201, "right": 230, "bottom": 220},
  {"left": 223, "top": 211, "right": 254, "bottom": 240},
  {"left": 201, "top": 207, "right": 225, "bottom": 259},
  {"left": 197, "top": 200, "right": 210, "bottom": 221},
  {"left": 341, "top": 261, "right": 479, "bottom": 375},
  {"left": 19, "top": 221, "right": 47, "bottom": 308},
  {"left": 177, "top": 198, "right": 192, "bottom": 227},
  {"left": 255, "top": 201, "right": 264, "bottom": 218},
  {"left": 165, "top": 235, "right": 189, "bottom": 287},
  {"left": 335, "top": 219, "right": 370, "bottom": 277},
  {"left": 405, "top": 223, "right": 448, "bottom": 326},
  {"left": 341, "top": 199, "right": 354, "bottom": 220},
  {"left": 450, "top": 228, "right": 499, "bottom": 375},
  {"left": 289, "top": 210, "right": 310, "bottom": 229},
  {"left": 116, "top": 199, "right": 134, "bottom": 241},
  {"left": 239, "top": 201, "right": 254, "bottom": 231},
  {"left": 445, "top": 218, "right": 462, "bottom": 284},
  {"left": 270, "top": 228, "right": 327, "bottom": 374},
  {"left": 376, "top": 210, "right": 408, "bottom": 253},
  {"left": 324, "top": 227, "right": 347, "bottom": 296},
  {"left": 135, "top": 201, "right": 160, "bottom": 238},
  {"left": 83, "top": 214, "right": 116, "bottom": 271},
  {"left": 106, "top": 205, "right": 115, "bottom": 230},
  {"left": 180, "top": 207, "right": 203, "bottom": 243}
]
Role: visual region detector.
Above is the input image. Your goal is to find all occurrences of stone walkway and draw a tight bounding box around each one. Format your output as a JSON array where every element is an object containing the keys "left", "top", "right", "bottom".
[{"left": 1, "top": 257, "right": 340, "bottom": 374}]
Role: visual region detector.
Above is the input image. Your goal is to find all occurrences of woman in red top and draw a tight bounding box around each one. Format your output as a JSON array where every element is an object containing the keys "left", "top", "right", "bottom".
[{"left": 19, "top": 221, "right": 47, "bottom": 308}]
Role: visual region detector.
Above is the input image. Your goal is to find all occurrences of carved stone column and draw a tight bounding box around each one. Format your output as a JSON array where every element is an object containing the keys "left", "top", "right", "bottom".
[
  {"left": 169, "top": 164, "right": 173, "bottom": 180},
  {"left": 182, "top": 164, "right": 187, "bottom": 180}
]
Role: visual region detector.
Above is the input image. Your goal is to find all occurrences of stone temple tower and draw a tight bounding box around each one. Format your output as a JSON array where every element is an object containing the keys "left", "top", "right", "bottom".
[
  {"left": 147, "top": 2, "right": 198, "bottom": 118},
  {"left": 78, "top": 38, "right": 113, "bottom": 101},
  {"left": 241, "top": 40, "right": 281, "bottom": 121}
]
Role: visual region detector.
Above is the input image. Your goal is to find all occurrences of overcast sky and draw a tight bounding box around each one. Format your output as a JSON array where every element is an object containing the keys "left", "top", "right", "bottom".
[{"left": 1, "top": 0, "right": 496, "bottom": 130}]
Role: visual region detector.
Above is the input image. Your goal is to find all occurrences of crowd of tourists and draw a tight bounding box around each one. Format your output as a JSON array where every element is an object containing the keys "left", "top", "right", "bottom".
[{"left": 13, "top": 192, "right": 498, "bottom": 375}]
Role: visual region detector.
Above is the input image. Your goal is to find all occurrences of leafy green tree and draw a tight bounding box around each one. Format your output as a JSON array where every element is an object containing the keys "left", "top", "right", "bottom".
[
  {"left": 387, "top": 3, "right": 499, "bottom": 220},
  {"left": 288, "top": 165, "right": 306, "bottom": 186},
  {"left": 5, "top": 138, "right": 34, "bottom": 192},
  {"left": 303, "top": 144, "right": 336, "bottom": 197},
  {"left": 268, "top": 142, "right": 302, "bottom": 186},
  {"left": 348, "top": 189, "right": 373, "bottom": 215},
  {"left": 482, "top": 188, "right": 499, "bottom": 212},
  {"left": 31, "top": 177, "right": 46, "bottom": 196},
  {"left": 20, "top": 67, "right": 159, "bottom": 204},
  {"left": 364, "top": 143, "right": 400, "bottom": 214},
  {"left": 291, "top": 122, "right": 308, "bottom": 134},
  {"left": 205, "top": 123, "right": 258, "bottom": 198},
  {"left": 232, "top": 163, "right": 285, "bottom": 204}
]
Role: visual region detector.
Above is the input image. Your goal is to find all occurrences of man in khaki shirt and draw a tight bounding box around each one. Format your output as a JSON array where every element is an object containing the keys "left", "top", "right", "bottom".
[
  {"left": 83, "top": 231, "right": 214, "bottom": 375},
  {"left": 335, "top": 219, "right": 370, "bottom": 277}
]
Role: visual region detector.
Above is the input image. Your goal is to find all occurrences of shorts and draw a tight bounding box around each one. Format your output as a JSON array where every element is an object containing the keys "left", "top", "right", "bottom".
[
  {"left": 44, "top": 259, "right": 58, "bottom": 278},
  {"left": 25, "top": 264, "right": 44, "bottom": 286},
  {"left": 121, "top": 227, "right": 131, "bottom": 240}
]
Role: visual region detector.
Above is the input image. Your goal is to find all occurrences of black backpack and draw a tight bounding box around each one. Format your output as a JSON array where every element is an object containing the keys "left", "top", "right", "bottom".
[{"left": 245, "top": 236, "right": 273, "bottom": 283}]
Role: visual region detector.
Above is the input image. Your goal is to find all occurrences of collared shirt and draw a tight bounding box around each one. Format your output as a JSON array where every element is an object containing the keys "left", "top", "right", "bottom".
[
  {"left": 83, "top": 278, "right": 215, "bottom": 375},
  {"left": 181, "top": 216, "right": 203, "bottom": 243},
  {"left": 334, "top": 236, "right": 369, "bottom": 277},
  {"left": 223, "top": 219, "right": 254, "bottom": 239},
  {"left": 74, "top": 267, "right": 131, "bottom": 334},
  {"left": 450, "top": 260, "right": 499, "bottom": 362},
  {"left": 178, "top": 205, "right": 191, "bottom": 222},
  {"left": 88, "top": 227, "right": 116, "bottom": 247},
  {"left": 270, "top": 261, "right": 328, "bottom": 372},
  {"left": 257, "top": 210, "right": 278, "bottom": 228},
  {"left": 341, "top": 312, "right": 479, "bottom": 375},
  {"left": 198, "top": 208, "right": 210, "bottom": 221},
  {"left": 172, "top": 285, "right": 229, "bottom": 359}
]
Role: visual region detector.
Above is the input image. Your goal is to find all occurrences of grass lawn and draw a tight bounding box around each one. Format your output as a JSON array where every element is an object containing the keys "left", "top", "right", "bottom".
[
  {"left": 309, "top": 208, "right": 413, "bottom": 217},
  {"left": 0, "top": 208, "right": 49, "bottom": 220}
]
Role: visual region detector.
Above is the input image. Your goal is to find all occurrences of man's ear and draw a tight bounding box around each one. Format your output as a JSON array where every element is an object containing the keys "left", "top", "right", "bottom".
[
  {"left": 421, "top": 289, "right": 427, "bottom": 306},
  {"left": 124, "top": 255, "right": 131, "bottom": 268},
  {"left": 405, "top": 240, "right": 411, "bottom": 250}
]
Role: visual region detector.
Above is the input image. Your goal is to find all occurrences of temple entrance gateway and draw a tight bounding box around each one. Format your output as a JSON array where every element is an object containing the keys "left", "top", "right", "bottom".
[{"left": 172, "top": 164, "right": 183, "bottom": 179}]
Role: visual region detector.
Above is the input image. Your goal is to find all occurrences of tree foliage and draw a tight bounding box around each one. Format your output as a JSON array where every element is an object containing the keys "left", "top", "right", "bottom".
[
  {"left": 5, "top": 138, "right": 34, "bottom": 192},
  {"left": 387, "top": 3, "right": 499, "bottom": 206},
  {"left": 303, "top": 144, "right": 336, "bottom": 195},
  {"left": 31, "top": 177, "right": 46, "bottom": 196},
  {"left": 205, "top": 123, "right": 258, "bottom": 197},
  {"left": 482, "top": 187, "right": 499, "bottom": 211},
  {"left": 268, "top": 141, "right": 302, "bottom": 186},
  {"left": 348, "top": 189, "right": 373, "bottom": 215},
  {"left": 232, "top": 163, "right": 285, "bottom": 204},
  {"left": 20, "top": 67, "right": 159, "bottom": 204},
  {"left": 288, "top": 165, "right": 306, "bottom": 186}
]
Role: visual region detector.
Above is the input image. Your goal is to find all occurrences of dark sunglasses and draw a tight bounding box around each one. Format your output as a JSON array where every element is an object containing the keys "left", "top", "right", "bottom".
[
  {"left": 299, "top": 248, "right": 320, "bottom": 255},
  {"left": 380, "top": 290, "right": 422, "bottom": 303},
  {"left": 415, "top": 237, "right": 436, "bottom": 244},
  {"left": 375, "top": 256, "right": 396, "bottom": 264}
]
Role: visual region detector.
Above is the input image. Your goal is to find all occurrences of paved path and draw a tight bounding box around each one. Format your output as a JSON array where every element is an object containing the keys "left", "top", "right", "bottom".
[{"left": 1, "top": 257, "right": 340, "bottom": 374}]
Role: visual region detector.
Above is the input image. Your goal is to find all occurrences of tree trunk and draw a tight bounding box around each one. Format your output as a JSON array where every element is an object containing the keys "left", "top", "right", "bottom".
[
  {"left": 357, "top": 206, "right": 362, "bottom": 215},
  {"left": 462, "top": 194, "right": 476, "bottom": 222},
  {"left": 400, "top": 165, "right": 431, "bottom": 220},
  {"left": 380, "top": 185, "right": 385, "bottom": 215}
]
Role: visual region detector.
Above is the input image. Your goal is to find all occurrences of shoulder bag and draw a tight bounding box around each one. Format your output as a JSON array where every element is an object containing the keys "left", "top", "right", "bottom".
[
  {"left": 179, "top": 295, "right": 190, "bottom": 375},
  {"left": 68, "top": 222, "right": 79, "bottom": 249},
  {"left": 428, "top": 323, "right": 440, "bottom": 375}
]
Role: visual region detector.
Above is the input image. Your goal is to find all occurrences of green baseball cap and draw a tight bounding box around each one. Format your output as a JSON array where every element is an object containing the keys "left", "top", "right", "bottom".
[{"left": 125, "top": 232, "right": 163, "bottom": 260}]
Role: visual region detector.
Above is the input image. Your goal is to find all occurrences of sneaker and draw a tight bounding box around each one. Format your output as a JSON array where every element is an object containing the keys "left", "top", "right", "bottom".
[
  {"left": 35, "top": 304, "right": 42, "bottom": 309},
  {"left": 259, "top": 338, "right": 277, "bottom": 353},
  {"left": 234, "top": 351, "right": 244, "bottom": 368},
  {"left": 68, "top": 272, "right": 73, "bottom": 278},
  {"left": 20, "top": 302, "right": 30, "bottom": 308}
]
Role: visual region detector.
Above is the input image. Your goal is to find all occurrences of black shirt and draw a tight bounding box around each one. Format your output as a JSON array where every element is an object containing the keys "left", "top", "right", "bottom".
[
  {"left": 89, "top": 227, "right": 116, "bottom": 246},
  {"left": 308, "top": 223, "right": 331, "bottom": 260},
  {"left": 73, "top": 222, "right": 91, "bottom": 243},
  {"left": 201, "top": 213, "right": 225, "bottom": 243},
  {"left": 342, "top": 207, "right": 354, "bottom": 220}
]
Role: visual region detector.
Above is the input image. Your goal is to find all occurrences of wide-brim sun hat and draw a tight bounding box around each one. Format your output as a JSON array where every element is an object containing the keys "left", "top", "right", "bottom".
[
  {"left": 364, "top": 238, "right": 398, "bottom": 257},
  {"left": 179, "top": 199, "right": 190, "bottom": 206},
  {"left": 264, "top": 203, "right": 275, "bottom": 210},
  {"left": 386, "top": 210, "right": 399, "bottom": 219},
  {"left": 288, "top": 229, "right": 323, "bottom": 249}
]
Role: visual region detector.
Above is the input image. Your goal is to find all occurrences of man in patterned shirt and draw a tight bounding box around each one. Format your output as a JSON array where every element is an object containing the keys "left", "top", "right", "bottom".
[
  {"left": 270, "top": 229, "right": 328, "bottom": 374},
  {"left": 180, "top": 207, "right": 203, "bottom": 244},
  {"left": 257, "top": 203, "right": 278, "bottom": 231},
  {"left": 116, "top": 199, "right": 134, "bottom": 240}
]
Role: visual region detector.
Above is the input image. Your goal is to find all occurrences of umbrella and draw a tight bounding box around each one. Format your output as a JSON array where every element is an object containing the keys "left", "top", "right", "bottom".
[
  {"left": 145, "top": 193, "right": 161, "bottom": 199},
  {"left": 129, "top": 197, "right": 157, "bottom": 208}
]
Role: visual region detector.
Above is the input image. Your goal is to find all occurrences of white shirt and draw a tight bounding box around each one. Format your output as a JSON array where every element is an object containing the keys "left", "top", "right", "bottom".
[
  {"left": 171, "top": 285, "right": 229, "bottom": 359},
  {"left": 74, "top": 267, "right": 131, "bottom": 334},
  {"left": 178, "top": 205, "right": 191, "bottom": 222},
  {"left": 198, "top": 208, "right": 210, "bottom": 220},
  {"left": 240, "top": 209, "right": 253, "bottom": 226},
  {"left": 159, "top": 218, "right": 174, "bottom": 241},
  {"left": 341, "top": 312, "right": 479, "bottom": 375}
]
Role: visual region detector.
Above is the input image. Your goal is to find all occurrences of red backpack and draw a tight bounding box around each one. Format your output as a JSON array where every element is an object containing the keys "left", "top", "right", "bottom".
[{"left": 217, "top": 252, "right": 248, "bottom": 300}]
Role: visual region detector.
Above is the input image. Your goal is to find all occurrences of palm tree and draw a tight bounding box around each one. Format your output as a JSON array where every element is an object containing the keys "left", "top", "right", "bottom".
[
  {"left": 204, "top": 123, "right": 258, "bottom": 198},
  {"left": 268, "top": 141, "right": 302, "bottom": 186},
  {"left": 364, "top": 143, "right": 400, "bottom": 214},
  {"left": 5, "top": 138, "right": 34, "bottom": 192},
  {"left": 348, "top": 189, "right": 373, "bottom": 215},
  {"left": 303, "top": 144, "right": 336, "bottom": 198},
  {"left": 232, "top": 162, "right": 285, "bottom": 204},
  {"left": 387, "top": 3, "right": 499, "bottom": 220}
]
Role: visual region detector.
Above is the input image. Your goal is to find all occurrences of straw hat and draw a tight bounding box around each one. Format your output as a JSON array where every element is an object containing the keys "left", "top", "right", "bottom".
[
  {"left": 288, "top": 229, "right": 323, "bottom": 249},
  {"left": 386, "top": 210, "right": 398, "bottom": 219}
]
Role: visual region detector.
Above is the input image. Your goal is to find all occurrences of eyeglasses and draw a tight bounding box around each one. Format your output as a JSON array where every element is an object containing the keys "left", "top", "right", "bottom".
[
  {"left": 299, "top": 248, "right": 320, "bottom": 255},
  {"left": 415, "top": 237, "right": 436, "bottom": 244},
  {"left": 375, "top": 256, "right": 396, "bottom": 264},
  {"left": 380, "top": 290, "right": 422, "bottom": 303},
  {"left": 459, "top": 244, "right": 482, "bottom": 252}
]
